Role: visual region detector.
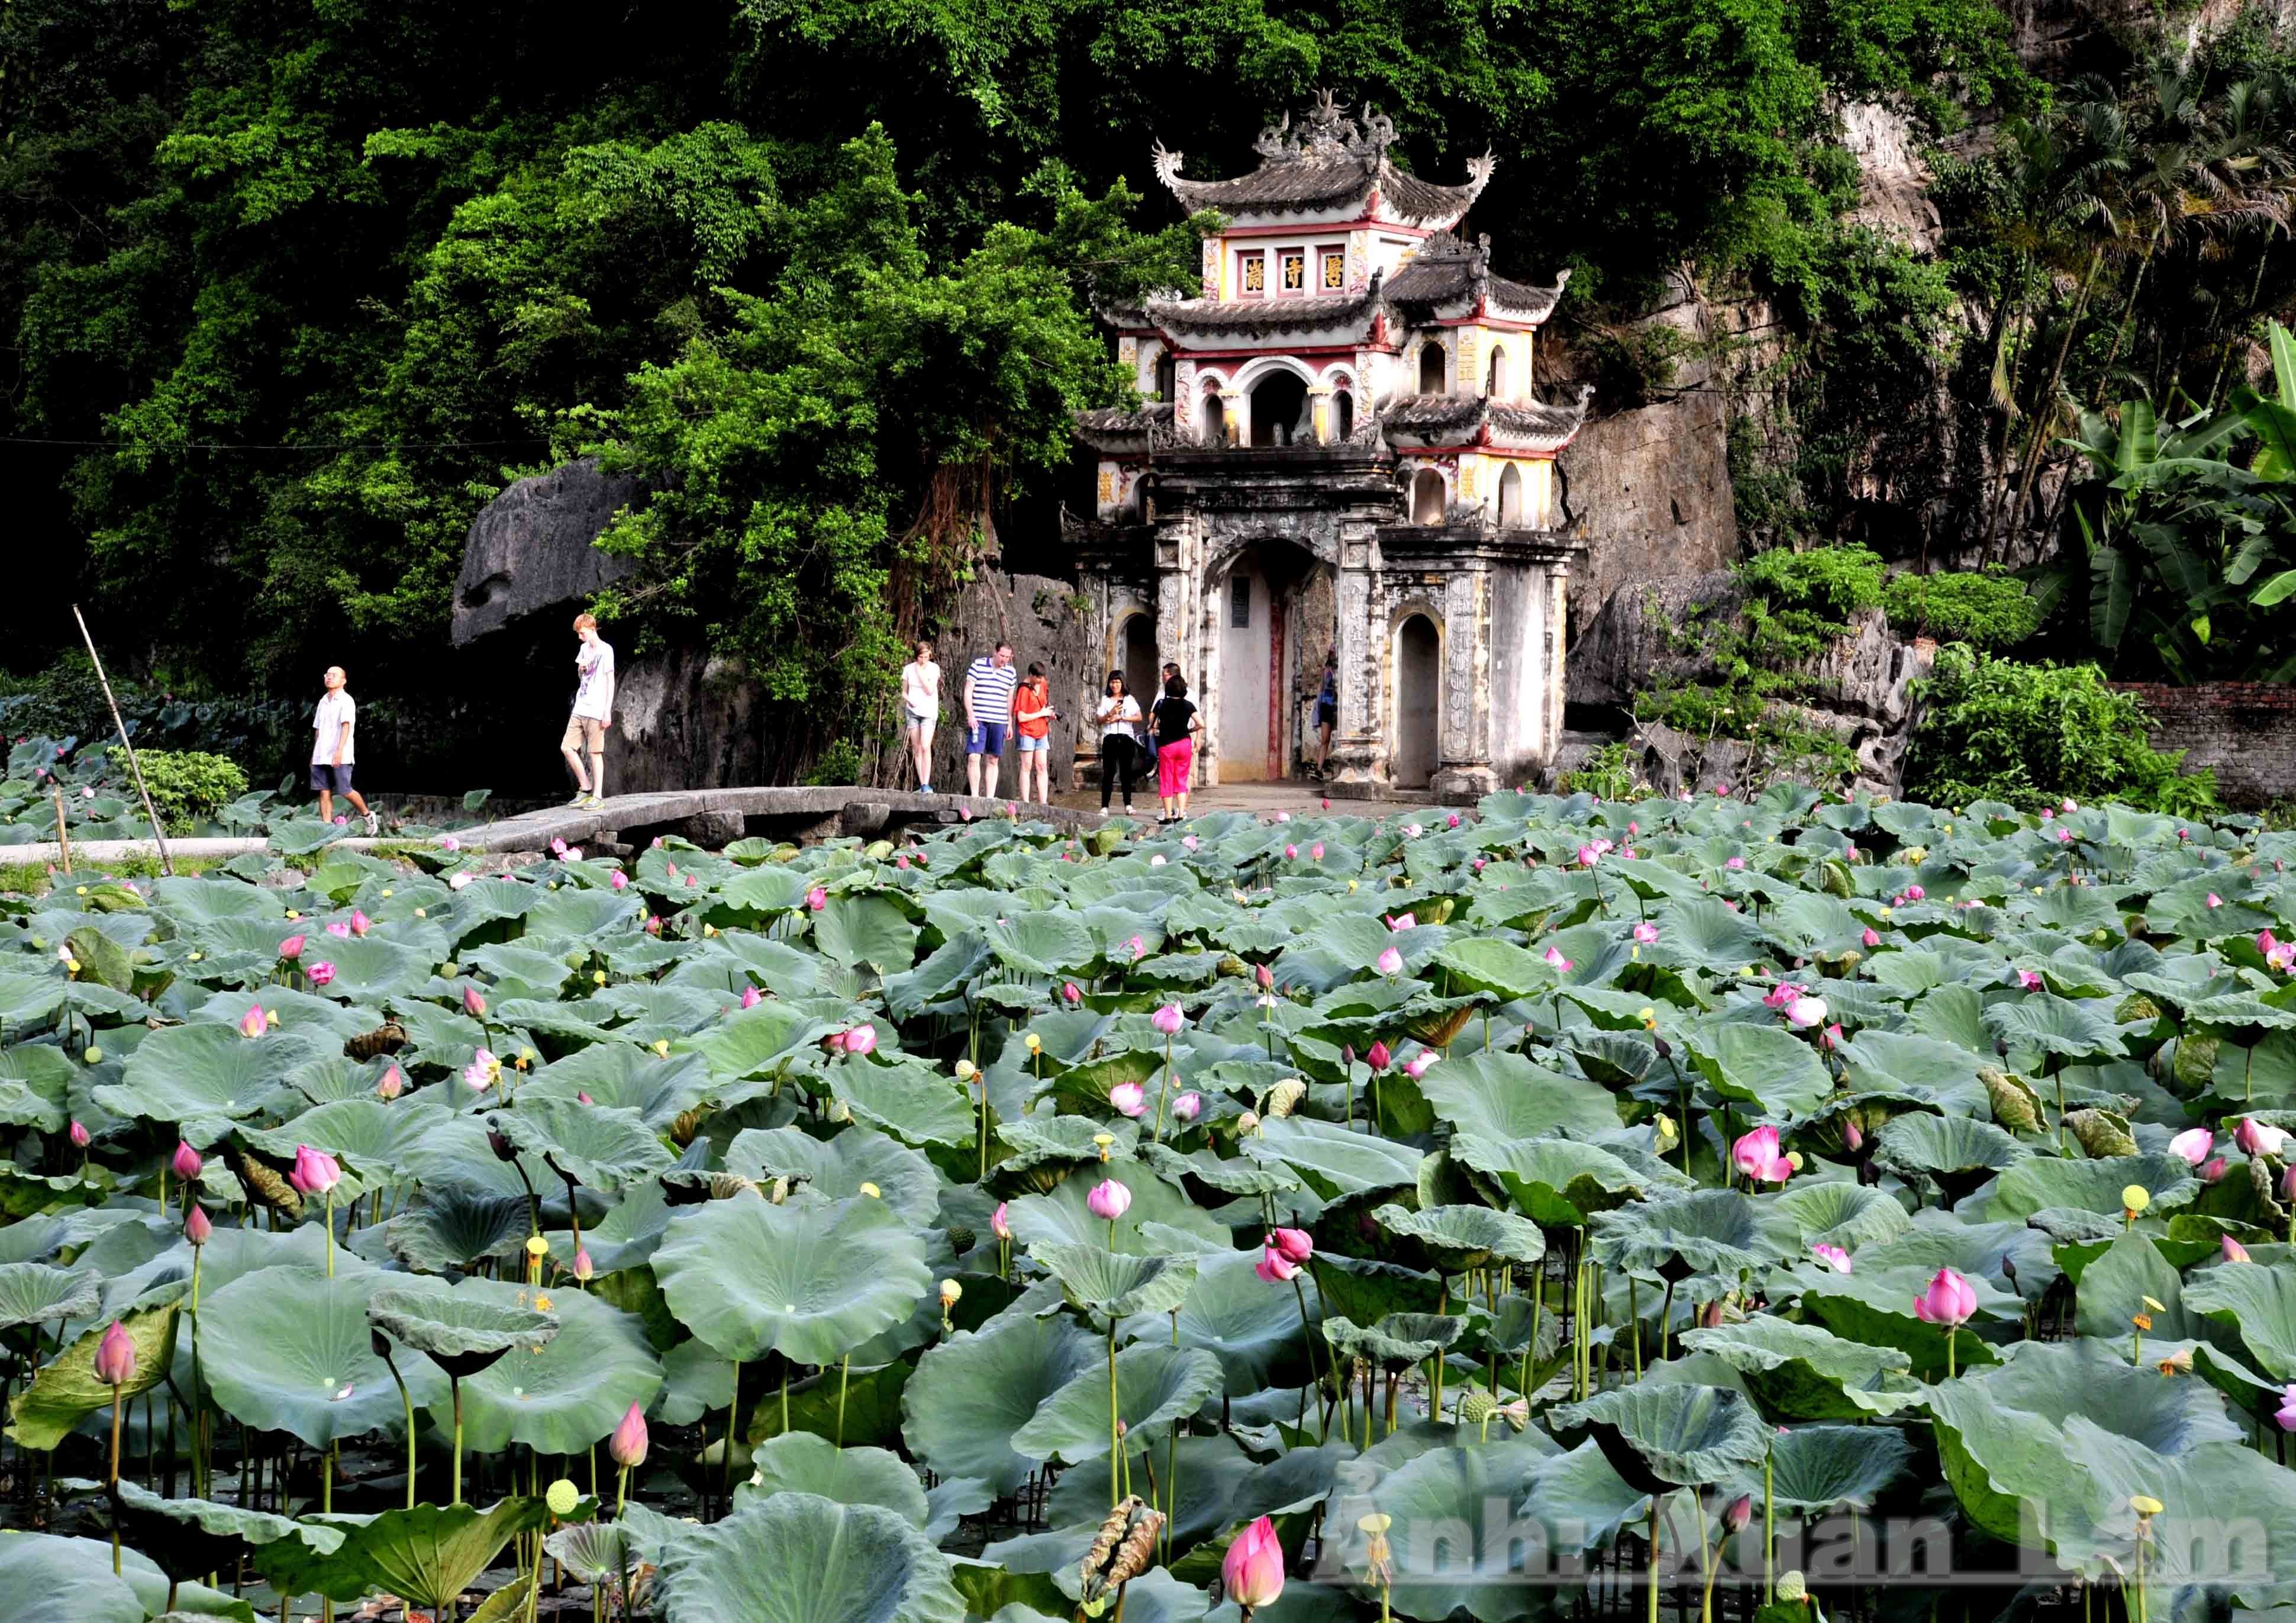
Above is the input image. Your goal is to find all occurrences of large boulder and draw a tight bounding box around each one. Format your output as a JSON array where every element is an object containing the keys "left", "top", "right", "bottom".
[{"left": 453, "top": 459, "right": 639, "bottom": 645}]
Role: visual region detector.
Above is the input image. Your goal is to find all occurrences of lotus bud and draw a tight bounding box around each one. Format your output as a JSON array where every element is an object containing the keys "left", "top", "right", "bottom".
[
  {"left": 2238, "top": 1118, "right": 2291, "bottom": 1157},
  {"left": 184, "top": 1204, "right": 211, "bottom": 1247},
  {"left": 1912, "top": 1266, "right": 1977, "bottom": 1329},
  {"left": 1223, "top": 1514, "right": 1286, "bottom": 1611},
  {"left": 94, "top": 1320, "right": 136, "bottom": 1387},
  {"left": 289, "top": 1144, "right": 341, "bottom": 1197},
  {"left": 1375, "top": 946, "right": 1403, "bottom": 976},
  {"left": 1342, "top": 1044, "right": 1356, "bottom": 1071},
  {"left": 377, "top": 1065, "right": 404, "bottom": 1100},
  {"left": 2223, "top": 1234, "right": 2253, "bottom": 1264},
  {"left": 69, "top": 1119, "right": 89, "bottom": 1148},
  {"left": 991, "top": 1202, "right": 1011, "bottom": 1240},
  {"left": 238, "top": 1005, "right": 266, "bottom": 1039},
  {"left": 844, "top": 1025, "right": 878, "bottom": 1057},
  {"left": 488, "top": 1125, "right": 517, "bottom": 1162},
  {"left": 1367, "top": 1041, "right": 1391, "bottom": 1073},
  {"left": 1269, "top": 1228, "right": 1313, "bottom": 1264},
  {"left": 608, "top": 1400, "right": 649, "bottom": 1468},
  {"left": 578, "top": 1091, "right": 594, "bottom": 1106},
  {"left": 1724, "top": 1494, "right": 1753, "bottom": 1534},
  {"left": 1063, "top": 983, "right": 1082, "bottom": 1004},
  {"left": 572, "top": 1246, "right": 595, "bottom": 1281},
  {"left": 278, "top": 934, "right": 305, "bottom": 961},
  {"left": 1087, "top": 1178, "right": 1132, "bottom": 1221},
  {"left": 1150, "top": 1004, "right": 1185, "bottom": 1036},
  {"left": 1812, "top": 1242, "right": 1852, "bottom": 1273},
  {"left": 172, "top": 1140, "right": 204, "bottom": 1182},
  {"left": 1699, "top": 1298, "right": 1726, "bottom": 1329},
  {"left": 1843, "top": 1118, "right": 1865, "bottom": 1154},
  {"left": 1172, "top": 1091, "right": 1202, "bottom": 1123},
  {"left": 1110, "top": 1081, "right": 1148, "bottom": 1118},
  {"left": 308, "top": 961, "right": 336, "bottom": 987},
  {"left": 2201, "top": 1156, "right": 2229, "bottom": 1183}
]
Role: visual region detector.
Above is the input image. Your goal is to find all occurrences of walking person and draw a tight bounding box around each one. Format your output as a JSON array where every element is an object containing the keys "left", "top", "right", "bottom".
[
  {"left": 963, "top": 641, "right": 1017, "bottom": 799},
  {"left": 1149, "top": 672, "right": 1201, "bottom": 825},
  {"left": 1012, "top": 662, "right": 1057, "bottom": 804},
  {"left": 560, "top": 612, "right": 615, "bottom": 809},
  {"left": 1093, "top": 671, "right": 1142, "bottom": 816},
  {"left": 901, "top": 637, "right": 941, "bottom": 794},
  {"left": 1312, "top": 648, "right": 1339, "bottom": 780},
  {"left": 311, "top": 665, "right": 378, "bottom": 835}
]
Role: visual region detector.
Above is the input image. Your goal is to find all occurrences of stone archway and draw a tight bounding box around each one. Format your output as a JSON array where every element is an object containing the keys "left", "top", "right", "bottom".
[
  {"left": 1211, "top": 539, "right": 1321, "bottom": 782},
  {"left": 1392, "top": 613, "right": 1440, "bottom": 788},
  {"left": 1410, "top": 469, "right": 1446, "bottom": 526},
  {"left": 1118, "top": 611, "right": 1157, "bottom": 701},
  {"left": 1250, "top": 372, "right": 1310, "bottom": 446}
]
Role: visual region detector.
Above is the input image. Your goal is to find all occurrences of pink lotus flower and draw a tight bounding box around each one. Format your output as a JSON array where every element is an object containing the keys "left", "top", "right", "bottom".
[
  {"left": 1277, "top": 812, "right": 1291, "bottom": 823},
  {"left": 1724, "top": 1493, "right": 1754, "bottom": 1535},
  {"left": 2224, "top": 1235, "right": 2253, "bottom": 1264},
  {"left": 350, "top": 910, "right": 369, "bottom": 936},
  {"left": 307, "top": 961, "right": 336, "bottom": 987},
  {"left": 69, "top": 1119, "right": 89, "bottom": 1148},
  {"left": 278, "top": 934, "right": 306, "bottom": 961},
  {"left": 1913, "top": 1267, "right": 1977, "bottom": 1329},
  {"left": 1403, "top": 1051, "right": 1434, "bottom": 1080},
  {"left": 237, "top": 1006, "right": 266, "bottom": 1039},
  {"left": 1732, "top": 1125, "right": 1791, "bottom": 1184},
  {"left": 1269, "top": 1228, "right": 1314, "bottom": 1264},
  {"left": 2201, "top": 1157, "right": 2229, "bottom": 1183},
  {"left": 1063, "top": 983, "right": 1082, "bottom": 1004},
  {"left": 2169, "top": 1128, "right": 2214, "bottom": 1167},
  {"left": 2278, "top": 1385, "right": 2296, "bottom": 1432},
  {"left": 991, "top": 1202, "right": 1012, "bottom": 1241},
  {"left": 463, "top": 1049, "right": 499, "bottom": 1091},
  {"left": 843, "top": 1025, "right": 878, "bottom": 1057},
  {"left": 1150, "top": 1004, "right": 1185, "bottom": 1036},
  {"left": 1387, "top": 913, "right": 1417, "bottom": 932},
  {"left": 1633, "top": 922, "right": 1659, "bottom": 945},
  {"left": 578, "top": 1092, "right": 594, "bottom": 1105},
  {"left": 1375, "top": 946, "right": 1404, "bottom": 976},
  {"left": 1310, "top": 843, "right": 1325, "bottom": 860},
  {"left": 441, "top": 835, "right": 461, "bottom": 852},
  {"left": 2208, "top": 893, "right": 2224, "bottom": 909},
  {"left": 1320, "top": 797, "right": 1331, "bottom": 810},
  {"left": 1821, "top": 1022, "right": 1846, "bottom": 1049},
  {"left": 1862, "top": 928, "right": 1881, "bottom": 947},
  {"left": 1255, "top": 1245, "right": 1299, "bottom": 1283},
  {"left": 2016, "top": 970, "right": 2042, "bottom": 991},
  {"left": 644, "top": 915, "right": 662, "bottom": 936},
  {"left": 1087, "top": 1179, "right": 1132, "bottom": 1222},
  {"left": 377, "top": 1065, "right": 403, "bottom": 1100},
  {"left": 1762, "top": 983, "right": 1800, "bottom": 1011},
  {"left": 333, "top": 816, "right": 347, "bottom": 827},
  {"left": 172, "top": 1141, "right": 203, "bottom": 1181},
  {"left": 289, "top": 1144, "right": 341, "bottom": 1197},
  {"left": 1786, "top": 996, "right": 1829, "bottom": 1030},
  {"left": 610, "top": 871, "right": 628, "bottom": 890},
  {"left": 807, "top": 886, "right": 828, "bottom": 912},
  {"left": 552, "top": 838, "right": 568, "bottom": 856},
  {"left": 609, "top": 1400, "right": 649, "bottom": 1467},
  {"left": 1285, "top": 844, "right": 1297, "bottom": 859},
  {"left": 1812, "top": 1243, "right": 1853, "bottom": 1273},
  {"left": 897, "top": 855, "right": 911, "bottom": 870},
  {"left": 93, "top": 1321, "right": 136, "bottom": 1387},
  {"left": 1223, "top": 1515, "right": 1286, "bottom": 1611},
  {"left": 184, "top": 1203, "right": 212, "bottom": 1246},
  {"left": 1578, "top": 845, "right": 1602, "bottom": 868},
  {"left": 2062, "top": 798, "right": 2078, "bottom": 812},
  {"left": 1725, "top": 856, "right": 1745, "bottom": 871},
  {"left": 325, "top": 921, "right": 350, "bottom": 938},
  {"left": 1110, "top": 1081, "right": 1148, "bottom": 1118},
  {"left": 2237, "top": 1118, "right": 2290, "bottom": 1157},
  {"left": 1172, "top": 1091, "right": 1202, "bottom": 1123},
  {"left": 1904, "top": 884, "right": 1927, "bottom": 901},
  {"left": 1182, "top": 835, "right": 1199, "bottom": 852},
  {"left": 2056, "top": 829, "right": 2074, "bottom": 844},
  {"left": 1543, "top": 946, "right": 1572, "bottom": 971},
  {"left": 1127, "top": 935, "right": 1147, "bottom": 961},
  {"left": 1367, "top": 1041, "right": 1391, "bottom": 1073},
  {"left": 463, "top": 984, "right": 487, "bottom": 1018},
  {"left": 2272, "top": 943, "right": 2296, "bottom": 973}
]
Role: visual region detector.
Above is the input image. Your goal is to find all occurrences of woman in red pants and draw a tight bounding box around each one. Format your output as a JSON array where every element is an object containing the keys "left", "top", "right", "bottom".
[{"left": 1149, "top": 674, "right": 1201, "bottom": 825}]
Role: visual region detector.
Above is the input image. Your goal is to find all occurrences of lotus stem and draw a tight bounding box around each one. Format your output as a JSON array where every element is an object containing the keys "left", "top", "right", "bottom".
[
  {"left": 615, "top": 1460, "right": 633, "bottom": 1623},
  {"left": 324, "top": 1189, "right": 336, "bottom": 1279},
  {"left": 322, "top": 1442, "right": 336, "bottom": 1623},
  {"left": 782, "top": 1361, "right": 790, "bottom": 1435},
  {"left": 1647, "top": 1500, "right": 1661, "bottom": 1623},
  {"left": 452, "top": 1375, "right": 465, "bottom": 1505},
  {"left": 723, "top": 1357, "right": 741, "bottom": 1513},
  {"left": 1630, "top": 1276, "right": 1642, "bottom": 1378},
  {"left": 1152, "top": 1034, "right": 1174, "bottom": 1140},
  {"left": 1764, "top": 1447, "right": 1775, "bottom": 1601},
  {"left": 836, "top": 1355, "right": 851, "bottom": 1448},
  {"left": 1107, "top": 1326, "right": 1121, "bottom": 1509},
  {"left": 382, "top": 1350, "right": 416, "bottom": 1508},
  {"left": 108, "top": 1385, "right": 124, "bottom": 1574},
  {"left": 1946, "top": 1326, "right": 1956, "bottom": 1381}
]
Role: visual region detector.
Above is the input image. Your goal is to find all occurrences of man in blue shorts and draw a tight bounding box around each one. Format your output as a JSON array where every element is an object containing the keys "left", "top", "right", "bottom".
[
  {"left": 963, "top": 641, "right": 1016, "bottom": 799},
  {"left": 311, "top": 665, "right": 378, "bottom": 834}
]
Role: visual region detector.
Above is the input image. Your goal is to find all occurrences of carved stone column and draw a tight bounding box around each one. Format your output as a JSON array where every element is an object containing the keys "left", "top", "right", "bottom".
[{"left": 1324, "top": 519, "right": 1384, "bottom": 795}]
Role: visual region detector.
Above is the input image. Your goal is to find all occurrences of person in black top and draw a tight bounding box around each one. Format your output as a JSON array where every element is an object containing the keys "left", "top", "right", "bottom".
[
  {"left": 1313, "top": 648, "right": 1339, "bottom": 779},
  {"left": 1149, "top": 674, "right": 1201, "bottom": 825}
]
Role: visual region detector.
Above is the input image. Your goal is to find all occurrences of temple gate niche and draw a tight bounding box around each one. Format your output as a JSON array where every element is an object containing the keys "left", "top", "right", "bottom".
[{"left": 1068, "top": 91, "right": 1590, "bottom": 799}]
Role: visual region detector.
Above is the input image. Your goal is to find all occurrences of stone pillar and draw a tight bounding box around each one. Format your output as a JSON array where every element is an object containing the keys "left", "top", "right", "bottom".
[
  {"left": 1326, "top": 521, "right": 1384, "bottom": 795},
  {"left": 1310, "top": 388, "right": 1332, "bottom": 445},
  {"left": 1432, "top": 566, "right": 1498, "bottom": 801},
  {"left": 1544, "top": 562, "right": 1569, "bottom": 770}
]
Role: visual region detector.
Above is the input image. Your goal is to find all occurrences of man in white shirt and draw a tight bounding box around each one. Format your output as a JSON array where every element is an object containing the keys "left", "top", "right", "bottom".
[
  {"left": 562, "top": 612, "right": 615, "bottom": 809},
  {"left": 311, "top": 666, "right": 378, "bottom": 834}
]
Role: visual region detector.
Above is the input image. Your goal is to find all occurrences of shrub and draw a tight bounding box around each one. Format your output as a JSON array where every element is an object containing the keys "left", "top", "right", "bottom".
[
  {"left": 1902, "top": 646, "right": 2217, "bottom": 815},
  {"left": 131, "top": 751, "right": 251, "bottom": 833},
  {"left": 1739, "top": 544, "right": 1887, "bottom": 621},
  {"left": 801, "top": 739, "right": 868, "bottom": 788},
  {"left": 1559, "top": 740, "right": 1642, "bottom": 800},
  {"left": 1882, "top": 570, "right": 2040, "bottom": 649}
]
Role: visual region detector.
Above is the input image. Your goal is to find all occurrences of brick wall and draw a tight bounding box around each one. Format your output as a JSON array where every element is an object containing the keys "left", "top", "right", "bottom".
[{"left": 2111, "top": 682, "right": 2296, "bottom": 809}]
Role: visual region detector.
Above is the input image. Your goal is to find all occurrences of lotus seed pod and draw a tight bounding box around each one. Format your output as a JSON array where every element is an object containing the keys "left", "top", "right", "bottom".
[
  {"left": 1776, "top": 1572, "right": 1807, "bottom": 1603},
  {"left": 546, "top": 1479, "right": 580, "bottom": 1517},
  {"left": 944, "top": 1225, "right": 977, "bottom": 1255},
  {"left": 1456, "top": 1390, "right": 1498, "bottom": 1425}
]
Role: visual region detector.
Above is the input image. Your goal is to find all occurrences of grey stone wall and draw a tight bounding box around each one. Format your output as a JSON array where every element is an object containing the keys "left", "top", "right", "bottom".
[
  {"left": 916, "top": 572, "right": 1095, "bottom": 796},
  {"left": 1557, "top": 390, "right": 1739, "bottom": 639},
  {"left": 2112, "top": 682, "right": 2296, "bottom": 810}
]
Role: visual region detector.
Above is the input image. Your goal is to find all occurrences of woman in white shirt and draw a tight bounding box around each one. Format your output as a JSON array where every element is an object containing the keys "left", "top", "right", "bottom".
[
  {"left": 901, "top": 639, "right": 941, "bottom": 793},
  {"left": 1093, "top": 669, "right": 1143, "bottom": 815}
]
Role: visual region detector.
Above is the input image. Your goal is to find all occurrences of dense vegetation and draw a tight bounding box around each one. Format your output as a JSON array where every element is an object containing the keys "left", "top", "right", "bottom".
[{"left": 9, "top": 793, "right": 2296, "bottom": 1622}]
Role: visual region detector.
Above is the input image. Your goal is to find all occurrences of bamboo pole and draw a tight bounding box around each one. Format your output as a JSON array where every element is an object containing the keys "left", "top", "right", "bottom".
[{"left": 70, "top": 605, "right": 172, "bottom": 875}]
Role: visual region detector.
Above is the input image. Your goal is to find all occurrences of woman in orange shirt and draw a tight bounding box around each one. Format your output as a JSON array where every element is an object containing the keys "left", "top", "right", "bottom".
[{"left": 1011, "top": 662, "right": 1058, "bottom": 804}]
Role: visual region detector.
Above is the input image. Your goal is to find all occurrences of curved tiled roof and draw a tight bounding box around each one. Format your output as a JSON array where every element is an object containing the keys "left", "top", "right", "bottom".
[
  {"left": 1385, "top": 231, "right": 1569, "bottom": 322},
  {"left": 1151, "top": 94, "right": 1492, "bottom": 225},
  {"left": 1376, "top": 385, "right": 1594, "bottom": 452},
  {"left": 1143, "top": 270, "right": 1386, "bottom": 340}
]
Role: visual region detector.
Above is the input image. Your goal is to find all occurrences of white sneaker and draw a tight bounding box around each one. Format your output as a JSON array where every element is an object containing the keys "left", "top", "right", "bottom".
[{"left": 363, "top": 811, "right": 379, "bottom": 836}]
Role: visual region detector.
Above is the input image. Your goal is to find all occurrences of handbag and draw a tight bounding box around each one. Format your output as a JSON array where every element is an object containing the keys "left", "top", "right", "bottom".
[{"left": 1137, "top": 698, "right": 1160, "bottom": 755}]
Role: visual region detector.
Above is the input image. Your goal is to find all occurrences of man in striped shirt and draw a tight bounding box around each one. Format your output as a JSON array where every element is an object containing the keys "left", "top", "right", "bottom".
[{"left": 963, "top": 642, "right": 1017, "bottom": 798}]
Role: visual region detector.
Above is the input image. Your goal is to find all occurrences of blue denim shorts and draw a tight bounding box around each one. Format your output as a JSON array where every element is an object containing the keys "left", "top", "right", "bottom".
[
  {"left": 967, "top": 721, "right": 1009, "bottom": 755},
  {"left": 309, "top": 762, "right": 355, "bottom": 793},
  {"left": 1017, "top": 734, "right": 1048, "bottom": 753}
]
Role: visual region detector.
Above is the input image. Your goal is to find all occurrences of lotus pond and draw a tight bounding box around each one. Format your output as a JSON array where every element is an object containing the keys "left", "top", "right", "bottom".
[{"left": 7, "top": 788, "right": 2296, "bottom": 1623}]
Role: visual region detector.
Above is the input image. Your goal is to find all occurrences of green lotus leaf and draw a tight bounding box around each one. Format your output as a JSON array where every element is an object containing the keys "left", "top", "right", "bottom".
[
  {"left": 725, "top": 1125, "right": 941, "bottom": 1228},
  {"left": 8, "top": 1293, "right": 179, "bottom": 1451},
  {"left": 366, "top": 1275, "right": 560, "bottom": 1379},
  {"left": 983, "top": 912, "right": 1096, "bottom": 975},
  {"left": 827, "top": 1058, "right": 977, "bottom": 1149},
  {"left": 1791, "top": 1260, "right": 2015, "bottom": 1376},
  {"left": 489, "top": 1097, "right": 673, "bottom": 1191},
  {"left": 1682, "top": 1023, "right": 1833, "bottom": 1120},
  {"left": 1004, "top": 1161, "right": 1226, "bottom": 1256},
  {"left": 1321, "top": 1312, "right": 1466, "bottom": 1371},
  {"left": 95, "top": 1022, "right": 305, "bottom": 1131},
  {"left": 523, "top": 1045, "right": 717, "bottom": 1129},
  {"left": 1417, "top": 1051, "right": 1623, "bottom": 1142},
  {"left": 1765, "top": 1181, "right": 1911, "bottom": 1252},
  {"left": 201, "top": 1265, "right": 446, "bottom": 1448},
  {"left": 1516, "top": 1440, "right": 1660, "bottom": 1553},
  {"left": 2184, "top": 1257, "right": 2296, "bottom": 1380},
  {"left": 681, "top": 1001, "right": 839, "bottom": 1081},
  {"left": 1010, "top": 1342, "right": 1223, "bottom": 1463},
  {"left": 1589, "top": 1189, "right": 1784, "bottom": 1280},
  {"left": 903, "top": 1310, "right": 1101, "bottom": 1495},
  {"left": 0, "top": 1045, "right": 73, "bottom": 1132},
  {"left": 1046, "top": 1431, "right": 1256, "bottom": 1551},
  {"left": 1116, "top": 1247, "right": 1317, "bottom": 1389},
  {"left": 0, "top": 1262, "right": 98, "bottom": 1330},
  {"left": 1032, "top": 1244, "right": 1200, "bottom": 1320},
  {"left": 1679, "top": 1317, "right": 1923, "bottom": 1421},
  {"left": 542, "top": 1519, "right": 633, "bottom": 1583},
  {"left": 0, "top": 1531, "right": 158, "bottom": 1623},
  {"left": 1989, "top": 1154, "right": 2200, "bottom": 1220},
  {"left": 451, "top": 1280, "right": 663, "bottom": 1455},
  {"left": 995, "top": 1113, "right": 1140, "bottom": 1174},
  {"left": 652, "top": 1493, "right": 965, "bottom": 1623},
  {"left": 1455, "top": 1136, "right": 1689, "bottom": 1225},
  {"left": 1323, "top": 1433, "right": 1568, "bottom": 1623},
  {"left": 813, "top": 896, "right": 920, "bottom": 973},
  {"left": 62, "top": 1477, "right": 346, "bottom": 1585},
  {"left": 1429, "top": 938, "right": 1560, "bottom": 999},
  {"left": 1550, "top": 1382, "right": 1770, "bottom": 1493},
  {"left": 2071, "top": 1229, "right": 2191, "bottom": 1341},
  {"left": 1136, "top": 1141, "right": 1301, "bottom": 1199},
  {"left": 1238, "top": 1115, "right": 1426, "bottom": 1200},
  {"left": 1735, "top": 1424, "right": 1916, "bottom": 1512},
  {"left": 732, "top": 1431, "right": 931, "bottom": 1527},
  {"left": 341, "top": 1498, "right": 549, "bottom": 1612},
  {"left": 1872, "top": 1113, "right": 2030, "bottom": 1205},
  {"left": 653, "top": 1192, "right": 931, "bottom": 1364},
  {"left": 241, "top": 1096, "right": 442, "bottom": 1183},
  {"left": 1373, "top": 1202, "right": 1547, "bottom": 1270},
  {"left": 1982, "top": 992, "right": 2128, "bottom": 1060},
  {"left": 383, "top": 1187, "right": 533, "bottom": 1273}
]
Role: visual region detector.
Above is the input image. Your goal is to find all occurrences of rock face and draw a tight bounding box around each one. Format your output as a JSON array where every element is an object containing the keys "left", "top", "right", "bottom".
[
  {"left": 453, "top": 459, "right": 639, "bottom": 646},
  {"left": 915, "top": 573, "right": 1093, "bottom": 797},
  {"left": 1569, "top": 571, "right": 1933, "bottom": 796},
  {"left": 1839, "top": 101, "right": 1940, "bottom": 252}
]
